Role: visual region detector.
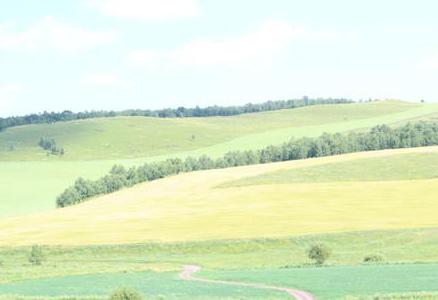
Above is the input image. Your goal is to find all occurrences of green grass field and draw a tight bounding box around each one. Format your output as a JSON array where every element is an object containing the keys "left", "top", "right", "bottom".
[
  {"left": 222, "top": 152, "right": 438, "bottom": 187},
  {"left": 2, "top": 101, "right": 438, "bottom": 299},
  {"left": 0, "top": 271, "right": 285, "bottom": 300},
  {"left": 345, "top": 293, "right": 438, "bottom": 300},
  {"left": 1, "top": 228, "right": 438, "bottom": 299},
  {"left": 2, "top": 264, "right": 438, "bottom": 300},
  {"left": 2, "top": 101, "right": 438, "bottom": 217},
  {"left": 0, "top": 101, "right": 431, "bottom": 162},
  {"left": 2, "top": 227, "right": 438, "bottom": 282},
  {"left": 204, "top": 264, "right": 438, "bottom": 299}
]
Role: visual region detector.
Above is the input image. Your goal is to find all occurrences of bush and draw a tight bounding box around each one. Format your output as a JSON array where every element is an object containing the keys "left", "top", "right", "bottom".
[
  {"left": 38, "top": 137, "right": 64, "bottom": 156},
  {"left": 28, "top": 245, "right": 45, "bottom": 265},
  {"left": 363, "top": 253, "right": 386, "bottom": 263},
  {"left": 109, "top": 288, "right": 144, "bottom": 300},
  {"left": 307, "top": 243, "right": 331, "bottom": 265}
]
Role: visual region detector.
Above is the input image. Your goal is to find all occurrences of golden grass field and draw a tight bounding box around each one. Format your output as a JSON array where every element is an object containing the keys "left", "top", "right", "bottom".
[{"left": 2, "top": 146, "right": 438, "bottom": 246}]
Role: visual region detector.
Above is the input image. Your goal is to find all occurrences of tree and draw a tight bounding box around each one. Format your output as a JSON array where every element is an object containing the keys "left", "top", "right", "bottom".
[
  {"left": 28, "top": 245, "right": 45, "bottom": 265},
  {"left": 56, "top": 186, "right": 81, "bottom": 207},
  {"left": 307, "top": 243, "right": 331, "bottom": 265},
  {"left": 110, "top": 165, "right": 127, "bottom": 176},
  {"left": 38, "top": 137, "right": 64, "bottom": 156},
  {"left": 109, "top": 288, "right": 144, "bottom": 300}
]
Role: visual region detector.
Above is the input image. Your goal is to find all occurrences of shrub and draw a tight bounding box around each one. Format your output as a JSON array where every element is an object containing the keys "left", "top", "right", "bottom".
[
  {"left": 363, "top": 253, "right": 386, "bottom": 263},
  {"left": 28, "top": 245, "right": 45, "bottom": 265},
  {"left": 38, "top": 137, "right": 64, "bottom": 156},
  {"left": 109, "top": 288, "right": 144, "bottom": 300},
  {"left": 307, "top": 243, "right": 331, "bottom": 265}
]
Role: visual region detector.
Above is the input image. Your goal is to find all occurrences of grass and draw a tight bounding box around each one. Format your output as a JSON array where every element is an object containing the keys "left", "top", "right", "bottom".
[
  {"left": 203, "top": 264, "right": 438, "bottom": 299},
  {"left": 0, "top": 271, "right": 285, "bottom": 299},
  {"left": 2, "top": 227, "right": 438, "bottom": 282},
  {"left": 2, "top": 147, "right": 438, "bottom": 245},
  {"left": 2, "top": 101, "right": 438, "bottom": 299},
  {"left": 222, "top": 152, "right": 438, "bottom": 187},
  {"left": 345, "top": 293, "right": 438, "bottom": 300},
  {"left": 2, "top": 101, "right": 438, "bottom": 217},
  {"left": 2, "top": 265, "right": 438, "bottom": 300},
  {"left": 0, "top": 101, "right": 430, "bottom": 162},
  {"left": 0, "top": 161, "right": 115, "bottom": 217},
  {"left": 1, "top": 228, "right": 438, "bottom": 298}
]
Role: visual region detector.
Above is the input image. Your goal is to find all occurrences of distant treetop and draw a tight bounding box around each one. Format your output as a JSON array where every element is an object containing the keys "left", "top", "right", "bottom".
[{"left": 0, "top": 97, "right": 352, "bottom": 132}]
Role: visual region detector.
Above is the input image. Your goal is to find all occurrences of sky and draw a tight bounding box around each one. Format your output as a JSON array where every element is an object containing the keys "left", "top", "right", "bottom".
[{"left": 1, "top": 0, "right": 438, "bottom": 117}]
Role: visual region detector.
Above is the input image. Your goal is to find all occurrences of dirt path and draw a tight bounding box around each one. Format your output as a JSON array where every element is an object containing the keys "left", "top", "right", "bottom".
[{"left": 179, "top": 265, "right": 315, "bottom": 300}]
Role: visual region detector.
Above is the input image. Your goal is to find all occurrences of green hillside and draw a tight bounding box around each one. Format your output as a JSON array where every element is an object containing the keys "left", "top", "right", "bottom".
[
  {"left": 0, "top": 101, "right": 435, "bottom": 161},
  {"left": 1, "top": 263, "right": 438, "bottom": 299},
  {"left": 2, "top": 117, "right": 438, "bottom": 299},
  {"left": 1, "top": 101, "right": 438, "bottom": 217},
  {"left": 222, "top": 152, "right": 438, "bottom": 187},
  {"left": 3, "top": 1, "right": 438, "bottom": 299},
  {"left": 1, "top": 228, "right": 438, "bottom": 299}
]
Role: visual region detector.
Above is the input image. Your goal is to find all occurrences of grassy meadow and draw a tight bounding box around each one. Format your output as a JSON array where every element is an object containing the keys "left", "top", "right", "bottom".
[
  {"left": 222, "top": 152, "right": 438, "bottom": 187},
  {"left": 2, "top": 101, "right": 438, "bottom": 217},
  {"left": 1, "top": 228, "right": 438, "bottom": 299},
  {"left": 2, "top": 263, "right": 438, "bottom": 299},
  {"left": 2, "top": 101, "right": 438, "bottom": 299},
  {"left": 0, "top": 270, "right": 285, "bottom": 300},
  {"left": 204, "top": 264, "right": 438, "bottom": 299},
  {"left": 0, "top": 101, "right": 431, "bottom": 161}
]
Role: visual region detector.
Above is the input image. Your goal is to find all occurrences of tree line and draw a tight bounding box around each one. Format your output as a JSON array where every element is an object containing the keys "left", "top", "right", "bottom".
[
  {"left": 0, "top": 97, "right": 352, "bottom": 131},
  {"left": 56, "top": 121, "right": 438, "bottom": 208},
  {"left": 38, "top": 137, "right": 64, "bottom": 156}
]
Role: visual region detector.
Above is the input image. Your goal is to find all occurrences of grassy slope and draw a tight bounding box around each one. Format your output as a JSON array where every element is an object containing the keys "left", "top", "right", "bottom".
[
  {"left": 222, "top": 152, "right": 438, "bottom": 187},
  {"left": 2, "top": 146, "right": 438, "bottom": 246},
  {"left": 2, "top": 227, "right": 438, "bottom": 283},
  {"left": 0, "top": 101, "right": 429, "bottom": 161},
  {"left": 2, "top": 101, "right": 438, "bottom": 217},
  {"left": 1, "top": 228, "right": 438, "bottom": 298},
  {"left": 2, "top": 101, "right": 438, "bottom": 299},
  {"left": 0, "top": 161, "right": 112, "bottom": 216}
]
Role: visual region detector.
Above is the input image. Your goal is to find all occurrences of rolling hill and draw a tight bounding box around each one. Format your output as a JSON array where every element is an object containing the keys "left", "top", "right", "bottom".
[
  {"left": 2, "top": 146, "right": 438, "bottom": 246},
  {"left": 1, "top": 100, "right": 438, "bottom": 218},
  {"left": 1, "top": 100, "right": 434, "bottom": 161},
  {"left": 2, "top": 101, "right": 438, "bottom": 300}
]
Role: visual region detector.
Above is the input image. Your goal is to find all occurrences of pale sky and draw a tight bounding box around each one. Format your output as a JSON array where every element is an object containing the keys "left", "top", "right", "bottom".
[{"left": 1, "top": 0, "right": 437, "bottom": 117}]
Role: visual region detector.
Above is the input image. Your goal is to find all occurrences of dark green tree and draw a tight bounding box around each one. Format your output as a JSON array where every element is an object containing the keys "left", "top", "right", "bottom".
[{"left": 307, "top": 243, "right": 331, "bottom": 265}]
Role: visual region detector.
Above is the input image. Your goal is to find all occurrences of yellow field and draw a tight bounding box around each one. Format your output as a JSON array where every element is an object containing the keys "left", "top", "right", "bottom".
[{"left": 2, "top": 146, "right": 438, "bottom": 246}]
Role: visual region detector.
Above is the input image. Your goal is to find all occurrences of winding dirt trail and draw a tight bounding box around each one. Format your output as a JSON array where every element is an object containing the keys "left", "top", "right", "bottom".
[{"left": 179, "top": 265, "right": 315, "bottom": 300}]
